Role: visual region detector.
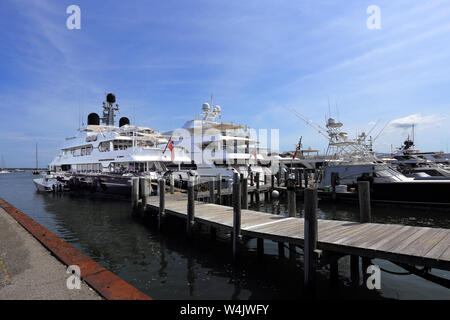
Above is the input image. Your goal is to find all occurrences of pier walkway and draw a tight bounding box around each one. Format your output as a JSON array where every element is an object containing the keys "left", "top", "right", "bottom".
[
  {"left": 145, "top": 193, "right": 450, "bottom": 271},
  {"left": 0, "top": 207, "right": 101, "bottom": 300}
]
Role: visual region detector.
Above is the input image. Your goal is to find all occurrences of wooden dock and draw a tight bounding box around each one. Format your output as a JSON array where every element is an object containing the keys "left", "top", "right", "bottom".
[
  {"left": 144, "top": 192, "right": 450, "bottom": 271},
  {"left": 130, "top": 174, "right": 450, "bottom": 292}
]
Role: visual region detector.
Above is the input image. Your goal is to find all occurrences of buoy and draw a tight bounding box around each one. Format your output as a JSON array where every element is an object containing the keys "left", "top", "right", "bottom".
[{"left": 271, "top": 190, "right": 280, "bottom": 199}]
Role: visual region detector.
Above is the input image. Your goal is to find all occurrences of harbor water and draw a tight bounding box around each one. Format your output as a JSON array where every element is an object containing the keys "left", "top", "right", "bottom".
[{"left": 1, "top": 172, "right": 449, "bottom": 300}]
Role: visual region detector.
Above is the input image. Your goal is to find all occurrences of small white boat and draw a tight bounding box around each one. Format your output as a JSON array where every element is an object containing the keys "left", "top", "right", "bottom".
[{"left": 33, "top": 174, "right": 61, "bottom": 192}]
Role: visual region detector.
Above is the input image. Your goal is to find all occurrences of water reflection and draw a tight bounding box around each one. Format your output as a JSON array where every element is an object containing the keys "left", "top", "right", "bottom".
[{"left": 0, "top": 172, "right": 449, "bottom": 299}]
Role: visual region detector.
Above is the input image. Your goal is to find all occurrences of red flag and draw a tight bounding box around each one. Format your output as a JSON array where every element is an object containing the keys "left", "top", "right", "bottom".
[
  {"left": 168, "top": 140, "right": 174, "bottom": 162},
  {"left": 292, "top": 150, "right": 298, "bottom": 159}
]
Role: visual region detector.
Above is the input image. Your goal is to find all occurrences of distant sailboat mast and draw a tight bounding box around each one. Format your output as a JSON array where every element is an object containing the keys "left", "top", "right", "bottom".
[{"left": 36, "top": 143, "right": 38, "bottom": 170}]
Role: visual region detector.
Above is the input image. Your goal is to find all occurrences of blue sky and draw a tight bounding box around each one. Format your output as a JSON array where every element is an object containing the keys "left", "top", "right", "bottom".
[{"left": 1, "top": 0, "right": 449, "bottom": 167}]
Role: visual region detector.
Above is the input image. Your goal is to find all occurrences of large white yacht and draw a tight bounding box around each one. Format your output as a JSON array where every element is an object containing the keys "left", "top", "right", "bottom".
[
  {"left": 165, "top": 99, "right": 274, "bottom": 185},
  {"left": 33, "top": 94, "right": 193, "bottom": 193}
]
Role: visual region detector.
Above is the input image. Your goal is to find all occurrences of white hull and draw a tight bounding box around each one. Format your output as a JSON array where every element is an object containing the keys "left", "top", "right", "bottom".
[{"left": 33, "top": 177, "right": 60, "bottom": 192}]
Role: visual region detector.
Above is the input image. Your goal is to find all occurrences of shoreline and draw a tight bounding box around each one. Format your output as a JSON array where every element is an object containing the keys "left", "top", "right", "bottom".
[{"left": 0, "top": 197, "right": 151, "bottom": 300}]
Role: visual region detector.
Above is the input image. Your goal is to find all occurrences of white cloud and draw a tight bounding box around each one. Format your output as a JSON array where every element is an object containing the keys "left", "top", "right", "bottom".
[{"left": 389, "top": 113, "right": 441, "bottom": 129}]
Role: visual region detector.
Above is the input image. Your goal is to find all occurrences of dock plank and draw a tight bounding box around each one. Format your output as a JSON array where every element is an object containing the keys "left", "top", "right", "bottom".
[{"left": 144, "top": 194, "right": 450, "bottom": 270}]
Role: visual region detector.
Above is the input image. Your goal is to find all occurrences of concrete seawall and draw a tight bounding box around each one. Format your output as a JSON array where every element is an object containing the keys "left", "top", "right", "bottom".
[{"left": 0, "top": 198, "right": 151, "bottom": 300}]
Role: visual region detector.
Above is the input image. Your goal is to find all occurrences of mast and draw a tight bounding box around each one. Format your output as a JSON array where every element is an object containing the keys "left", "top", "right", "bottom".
[{"left": 35, "top": 143, "right": 38, "bottom": 169}]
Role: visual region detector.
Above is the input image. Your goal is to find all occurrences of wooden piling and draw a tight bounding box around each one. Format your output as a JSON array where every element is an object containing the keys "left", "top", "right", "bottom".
[
  {"left": 232, "top": 173, "right": 241, "bottom": 261},
  {"left": 331, "top": 172, "right": 337, "bottom": 201},
  {"left": 241, "top": 177, "right": 248, "bottom": 210},
  {"left": 304, "top": 188, "right": 318, "bottom": 295},
  {"left": 288, "top": 189, "right": 296, "bottom": 217},
  {"left": 330, "top": 260, "right": 339, "bottom": 284},
  {"left": 350, "top": 255, "right": 360, "bottom": 285},
  {"left": 255, "top": 172, "right": 260, "bottom": 202},
  {"left": 170, "top": 174, "right": 174, "bottom": 194},
  {"left": 209, "top": 179, "right": 215, "bottom": 203},
  {"left": 358, "top": 181, "right": 372, "bottom": 282},
  {"left": 358, "top": 181, "right": 371, "bottom": 223},
  {"left": 131, "top": 177, "right": 139, "bottom": 212},
  {"left": 277, "top": 164, "right": 281, "bottom": 187},
  {"left": 158, "top": 179, "right": 165, "bottom": 230},
  {"left": 278, "top": 242, "right": 285, "bottom": 260},
  {"left": 217, "top": 174, "right": 222, "bottom": 205},
  {"left": 304, "top": 170, "right": 309, "bottom": 189},
  {"left": 186, "top": 178, "right": 195, "bottom": 239},
  {"left": 295, "top": 169, "right": 300, "bottom": 187},
  {"left": 257, "top": 238, "right": 264, "bottom": 258}
]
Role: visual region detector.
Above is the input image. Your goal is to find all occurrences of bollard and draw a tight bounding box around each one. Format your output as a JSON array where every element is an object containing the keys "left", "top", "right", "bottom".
[
  {"left": 232, "top": 173, "right": 241, "bottom": 261},
  {"left": 209, "top": 179, "right": 215, "bottom": 203},
  {"left": 158, "top": 179, "right": 165, "bottom": 230},
  {"left": 170, "top": 174, "right": 174, "bottom": 194},
  {"left": 187, "top": 178, "right": 195, "bottom": 239},
  {"left": 241, "top": 177, "right": 248, "bottom": 210},
  {"left": 304, "top": 188, "right": 318, "bottom": 295}
]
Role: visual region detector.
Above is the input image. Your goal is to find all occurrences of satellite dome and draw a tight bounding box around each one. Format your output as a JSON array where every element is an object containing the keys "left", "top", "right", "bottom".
[
  {"left": 202, "top": 103, "right": 210, "bottom": 112},
  {"left": 106, "top": 93, "right": 116, "bottom": 103},
  {"left": 213, "top": 105, "right": 221, "bottom": 113}
]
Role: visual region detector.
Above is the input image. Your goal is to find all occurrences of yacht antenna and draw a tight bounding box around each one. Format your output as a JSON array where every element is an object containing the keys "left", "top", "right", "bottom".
[
  {"left": 328, "top": 97, "right": 331, "bottom": 119},
  {"left": 336, "top": 101, "right": 340, "bottom": 122}
]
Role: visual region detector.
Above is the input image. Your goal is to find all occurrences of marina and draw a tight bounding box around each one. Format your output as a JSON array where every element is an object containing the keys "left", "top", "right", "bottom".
[
  {"left": 1, "top": 172, "right": 449, "bottom": 299},
  {"left": 2, "top": 0, "right": 450, "bottom": 305}
]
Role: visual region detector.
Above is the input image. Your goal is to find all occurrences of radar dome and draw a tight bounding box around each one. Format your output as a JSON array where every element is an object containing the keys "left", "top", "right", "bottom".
[
  {"left": 202, "top": 103, "right": 210, "bottom": 112},
  {"left": 213, "top": 105, "right": 221, "bottom": 113},
  {"left": 106, "top": 93, "right": 116, "bottom": 103}
]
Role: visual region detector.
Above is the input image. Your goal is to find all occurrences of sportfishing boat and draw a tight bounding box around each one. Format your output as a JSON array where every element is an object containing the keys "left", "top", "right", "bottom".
[
  {"left": 164, "top": 98, "right": 273, "bottom": 186},
  {"left": 33, "top": 93, "right": 193, "bottom": 193},
  {"left": 377, "top": 136, "right": 450, "bottom": 179},
  {"left": 315, "top": 118, "right": 450, "bottom": 206},
  {"left": 285, "top": 107, "right": 450, "bottom": 206}
]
